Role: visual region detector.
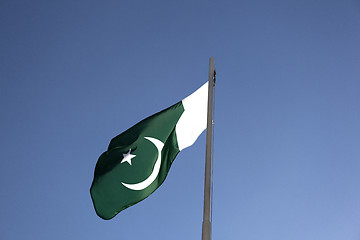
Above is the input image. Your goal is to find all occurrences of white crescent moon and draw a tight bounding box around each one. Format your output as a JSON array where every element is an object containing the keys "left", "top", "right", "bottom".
[{"left": 121, "top": 137, "right": 164, "bottom": 191}]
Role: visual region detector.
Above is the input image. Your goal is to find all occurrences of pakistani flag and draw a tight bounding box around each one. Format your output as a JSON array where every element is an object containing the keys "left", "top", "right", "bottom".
[{"left": 90, "top": 82, "right": 208, "bottom": 220}]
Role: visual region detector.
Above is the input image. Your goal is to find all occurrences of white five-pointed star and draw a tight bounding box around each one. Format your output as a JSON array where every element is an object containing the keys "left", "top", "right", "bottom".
[{"left": 121, "top": 149, "right": 136, "bottom": 165}]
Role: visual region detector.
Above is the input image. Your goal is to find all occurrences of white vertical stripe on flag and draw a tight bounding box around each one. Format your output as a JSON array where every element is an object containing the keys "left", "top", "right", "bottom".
[{"left": 175, "top": 82, "right": 208, "bottom": 151}]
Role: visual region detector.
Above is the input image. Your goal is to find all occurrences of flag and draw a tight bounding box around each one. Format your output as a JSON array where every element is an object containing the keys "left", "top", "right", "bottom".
[{"left": 90, "top": 82, "right": 208, "bottom": 220}]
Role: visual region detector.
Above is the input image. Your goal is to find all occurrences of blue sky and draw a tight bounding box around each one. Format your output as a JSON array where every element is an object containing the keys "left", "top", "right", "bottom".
[{"left": 1, "top": 0, "right": 360, "bottom": 239}]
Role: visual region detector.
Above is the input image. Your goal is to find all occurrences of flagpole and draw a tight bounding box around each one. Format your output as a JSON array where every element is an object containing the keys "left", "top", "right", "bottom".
[{"left": 202, "top": 57, "right": 215, "bottom": 240}]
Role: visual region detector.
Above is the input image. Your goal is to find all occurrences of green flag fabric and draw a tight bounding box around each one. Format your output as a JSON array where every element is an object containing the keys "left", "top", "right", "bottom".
[{"left": 90, "top": 82, "right": 208, "bottom": 220}]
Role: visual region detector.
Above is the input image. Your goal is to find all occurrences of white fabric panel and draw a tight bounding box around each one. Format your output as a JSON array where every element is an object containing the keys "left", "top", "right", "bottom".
[{"left": 176, "top": 82, "right": 208, "bottom": 151}]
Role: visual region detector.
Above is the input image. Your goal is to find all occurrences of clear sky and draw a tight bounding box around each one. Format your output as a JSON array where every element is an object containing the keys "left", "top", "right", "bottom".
[{"left": 1, "top": 0, "right": 360, "bottom": 239}]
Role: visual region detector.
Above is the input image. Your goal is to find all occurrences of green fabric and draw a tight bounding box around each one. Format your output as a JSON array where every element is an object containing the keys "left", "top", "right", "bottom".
[{"left": 90, "top": 101, "right": 184, "bottom": 220}]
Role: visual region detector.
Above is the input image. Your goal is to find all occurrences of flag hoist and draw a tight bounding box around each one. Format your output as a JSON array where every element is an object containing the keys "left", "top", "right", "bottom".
[{"left": 90, "top": 58, "right": 216, "bottom": 240}]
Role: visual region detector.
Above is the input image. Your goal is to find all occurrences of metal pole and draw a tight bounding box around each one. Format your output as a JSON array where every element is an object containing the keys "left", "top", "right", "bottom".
[{"left": 202, "top": 57, "right": 215, "bottom": 240}]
